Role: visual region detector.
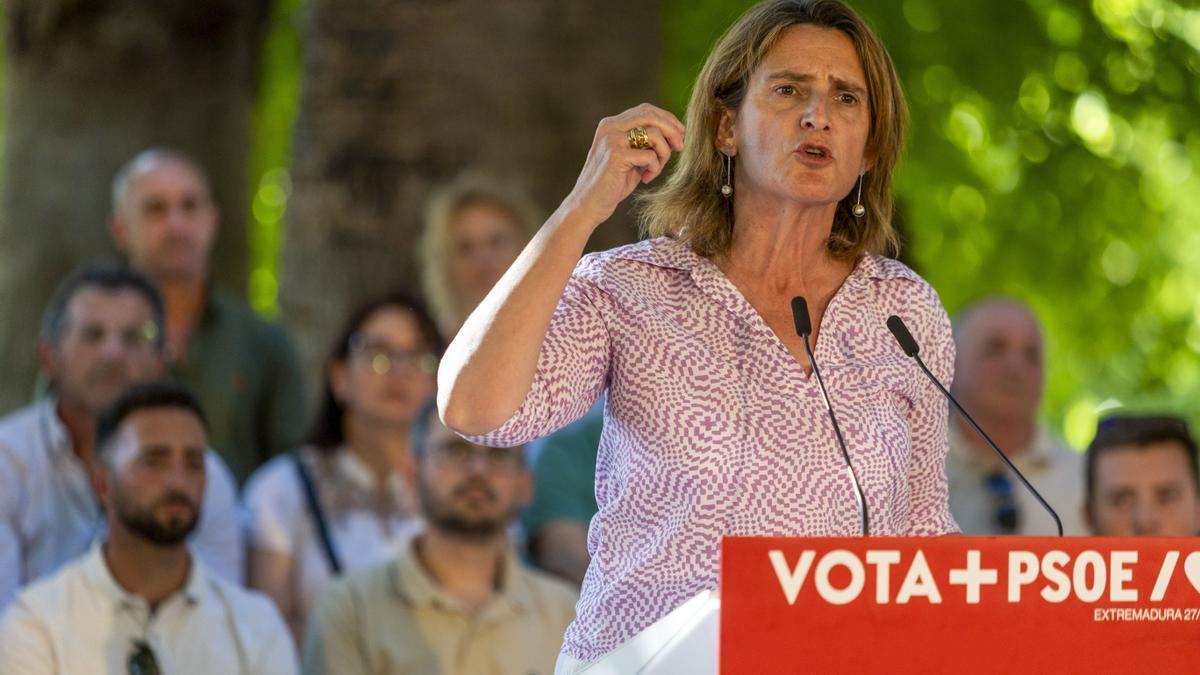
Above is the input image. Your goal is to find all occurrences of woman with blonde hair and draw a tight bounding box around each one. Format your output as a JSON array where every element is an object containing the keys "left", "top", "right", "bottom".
[
  {"left": 420, "top": 173, "right": 540, "bottom": 336},
  {"left": 438, "top": 0, "right": 958, "bottom": 669}
]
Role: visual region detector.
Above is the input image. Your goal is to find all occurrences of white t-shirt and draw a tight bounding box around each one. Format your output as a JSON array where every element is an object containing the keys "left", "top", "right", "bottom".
[
  {"left": 0, "top": 399, "right": 244, "bottom": 611},
  {"left": 0, "top": 544, "right": 297, "bottom": 675},
  {"left": 243, "top": 446, "right": 422, "bottom": 619}
]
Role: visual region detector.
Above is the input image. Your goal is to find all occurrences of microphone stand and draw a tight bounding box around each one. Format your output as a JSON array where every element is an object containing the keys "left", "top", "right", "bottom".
[
  {"left": 886, "top": 315, "right": 1064, "bottom": 537},
  {"left": 792, "top": 296, "right": 870, "bottom": 536}
]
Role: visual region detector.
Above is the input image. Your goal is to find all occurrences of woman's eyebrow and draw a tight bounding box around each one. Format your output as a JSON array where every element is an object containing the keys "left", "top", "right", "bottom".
[{"left": 765, "top": 70, "right": 866, "bottom": 95}]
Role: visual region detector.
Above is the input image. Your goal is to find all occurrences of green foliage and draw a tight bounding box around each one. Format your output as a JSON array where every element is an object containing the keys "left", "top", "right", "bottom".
[
  {"left": 663, "top": 0, "right": 1200, "bottom": 447},
  {"left": 7, "top": 0, "right": 1185, "bottom": 447},
  {"left": 247, "top": 0, "right": 305, "bottom": 316}
]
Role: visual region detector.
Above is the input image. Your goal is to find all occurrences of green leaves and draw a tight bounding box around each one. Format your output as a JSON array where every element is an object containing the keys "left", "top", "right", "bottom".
[{"left": 664, "top": 0, "right": 1200, "bottom": 448}]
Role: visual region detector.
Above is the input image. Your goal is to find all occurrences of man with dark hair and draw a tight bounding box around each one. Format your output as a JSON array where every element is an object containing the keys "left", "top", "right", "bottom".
[
  {"left": 1084, "top": 415, "right": 1200, "bottom": 537},
  {"left": 302, "top": 399, "right": 577, "bottom": 675},
  {"left": 0, "top": 262, "right": 242, "bottom": 610},
  {"left": 945, "top": 297, "right": 1086, "bottom": 535},
  {"left": 110, "top": 147, "right": 306, "bottom": 483},
  {"left": 0, "top": 382, "right": 297, "bottom": 674}
]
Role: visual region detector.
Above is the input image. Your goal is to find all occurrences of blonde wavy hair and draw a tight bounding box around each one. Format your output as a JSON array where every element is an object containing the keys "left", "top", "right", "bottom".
[
  {"left": 638, "top": 0, "right": 906, "bottom": 261},
  {"left": 420, "top": 173, "right": 540, "bottom": 330}
]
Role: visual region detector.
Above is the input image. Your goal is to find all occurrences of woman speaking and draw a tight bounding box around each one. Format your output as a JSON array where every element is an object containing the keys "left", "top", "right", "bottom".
[{"left": 438, "top": 0, "right": 958, "bottom": 669}]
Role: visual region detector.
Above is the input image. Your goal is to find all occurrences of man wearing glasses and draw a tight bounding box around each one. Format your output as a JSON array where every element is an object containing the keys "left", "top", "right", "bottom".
[
  {"left": 0, "top": 263, "right": 242, "bottom": 612},
  {"left": 1084, "top": 415, "right": 1200, "bottom": 537},
  {"left": 0, "top": 381, "right": 296, "bottom": 674},
  {"left": 302, "top": 399, "right": 578, "bottom": 675},
  {"left": 944, "top": 297, "right": 1087, "bottom": 535}
]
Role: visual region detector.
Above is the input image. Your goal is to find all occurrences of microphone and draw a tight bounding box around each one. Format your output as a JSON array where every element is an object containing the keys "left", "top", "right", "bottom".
[
  {"left": 791, "top": 296, "right": 869, "bottom": 536},
  {"left": 884, "top": 315, "right": 1064, "bottom": 536}
]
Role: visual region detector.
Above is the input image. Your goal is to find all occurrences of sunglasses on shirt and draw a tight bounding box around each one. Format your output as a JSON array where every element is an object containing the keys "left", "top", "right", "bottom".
[
  {"left": 127, "top": 640, "right": 161, "bottom": 675},
  {"left": 985, "top": 472, "right": 1020, "bottom": 534}
]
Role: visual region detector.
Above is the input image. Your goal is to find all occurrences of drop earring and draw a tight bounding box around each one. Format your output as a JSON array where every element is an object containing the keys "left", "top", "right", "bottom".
[
  {"left": 720, "top": 152, "right": 733, "bottom": 197},
  {"left": 852, "top": 170, "right": 866, "bottom": 218}
]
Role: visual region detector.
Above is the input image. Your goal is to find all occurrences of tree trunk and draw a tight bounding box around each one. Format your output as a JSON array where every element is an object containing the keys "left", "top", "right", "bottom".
[
  {"left": 280, "top": 0, "right": 661, "bottom": 380},
  {"left": 0, "top": 0, "right": 268, "bottom": 412}
]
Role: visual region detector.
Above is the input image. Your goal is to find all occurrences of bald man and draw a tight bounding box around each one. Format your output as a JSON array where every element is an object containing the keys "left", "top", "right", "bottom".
[
  {"left": 945, "top": 298, "right": 1086, "bottom": 536},
  {"left": 109, "top": 148, "right": 307, "bottom": 483}
]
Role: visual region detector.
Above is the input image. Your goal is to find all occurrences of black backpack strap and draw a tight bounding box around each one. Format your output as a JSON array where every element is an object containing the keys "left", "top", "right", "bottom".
[{"left": 291, "top": 452, "right": 343, "bottom": 574}]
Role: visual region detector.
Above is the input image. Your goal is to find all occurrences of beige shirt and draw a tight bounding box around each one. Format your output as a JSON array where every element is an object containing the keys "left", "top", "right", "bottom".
[
  {"left": 302, "top": 539, "right": 578, "bottom": 675},
  {"left": 0, "top": 543, "right": 297, "bottom": 675},
  {"left": 946, "top": 421, "right": 1087, "bottom": 536}
]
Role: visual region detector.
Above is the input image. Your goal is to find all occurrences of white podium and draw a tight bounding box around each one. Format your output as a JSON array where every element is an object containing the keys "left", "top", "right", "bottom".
[{"left": 579, "top": 591, "right": 719, "bottom": 675}]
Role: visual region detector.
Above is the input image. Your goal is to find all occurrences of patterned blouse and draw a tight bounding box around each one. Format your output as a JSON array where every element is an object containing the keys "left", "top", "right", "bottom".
[{"left": 468, "top": 237, "right": 959, "bottom": 662}]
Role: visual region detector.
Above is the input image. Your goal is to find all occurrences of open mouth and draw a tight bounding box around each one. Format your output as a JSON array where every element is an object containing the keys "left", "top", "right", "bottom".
[{"left": 799, "top": 144, "right": 831, "bottom": 159}]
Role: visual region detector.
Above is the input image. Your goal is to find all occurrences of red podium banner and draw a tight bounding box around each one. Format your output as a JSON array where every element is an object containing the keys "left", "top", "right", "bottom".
[{"left": 721, "top": 537, "right": 1200, "bottom": 673}]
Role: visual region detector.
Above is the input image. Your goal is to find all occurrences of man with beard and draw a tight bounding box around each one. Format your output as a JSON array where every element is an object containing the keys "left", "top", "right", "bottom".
[
  {"left": 302, "top": 399, "right": 577, "bottom": 675},
  {"left": 0, "top": 382, "right": 297, "bottom": 674},
  {"left": 946, "top": 297, "right": 1086, "bottom": 535},
  {"left": 0, "top": 263, "right": 242, "bottom": 611},
  {"left": 110, "top": 148, "right": 306, "bottom": 483}
]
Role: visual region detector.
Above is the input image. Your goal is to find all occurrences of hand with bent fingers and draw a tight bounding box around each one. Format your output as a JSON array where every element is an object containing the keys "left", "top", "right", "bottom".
[
  {"left": 563, "top": 103, "right": 686, "bottom": 226},
  {"left": 438, "top": 104, "right": 685, "bottom": 437}
]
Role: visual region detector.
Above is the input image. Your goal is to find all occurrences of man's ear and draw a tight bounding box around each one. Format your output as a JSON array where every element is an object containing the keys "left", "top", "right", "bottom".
[
  {"left": 716, "top": 107, "right": 737, "bottom": 156},
  {"left": 36, "top": 339, "right": 58, "bottom": 385},
  {"left": 91, "top": 460, "right": 112, "bottom": 513},
  {"left": 200, "top": 195, "right": 221, "bottom": 255},
  {"left": 110, "top": 214, "right": 130, "bottom": 255},
  {"left": 1081, "top": 500, "right": 1096, "bottom": 536}
]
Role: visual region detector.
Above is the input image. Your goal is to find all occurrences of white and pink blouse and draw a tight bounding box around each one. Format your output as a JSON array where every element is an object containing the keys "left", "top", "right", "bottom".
[{"left": 468, "top": 237, "right": 959, "bottom": 662}]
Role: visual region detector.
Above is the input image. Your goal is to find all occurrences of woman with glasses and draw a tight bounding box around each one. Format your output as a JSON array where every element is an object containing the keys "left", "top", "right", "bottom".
[{"left": 244, "top": 293, "right": 444, "bottom": 638}]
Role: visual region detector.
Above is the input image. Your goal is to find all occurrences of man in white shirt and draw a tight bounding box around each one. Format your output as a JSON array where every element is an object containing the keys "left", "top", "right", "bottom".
[
  {"left": 0, "top": 263, "right": 242, "bottom": 611},
  {"left": 0, "top": 381, "right": 297, "bottom": 674},
  {"left": 945, "top": 297, "right": 1086, "bottom": 535}
]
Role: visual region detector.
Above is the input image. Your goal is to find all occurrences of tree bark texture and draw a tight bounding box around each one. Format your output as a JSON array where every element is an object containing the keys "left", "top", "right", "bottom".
[
  {"left": 280, "top": 0, "right": 662, "bottom": 381},
  {"left": 0, "top": 0, "right": 267, "bottom": 412}
]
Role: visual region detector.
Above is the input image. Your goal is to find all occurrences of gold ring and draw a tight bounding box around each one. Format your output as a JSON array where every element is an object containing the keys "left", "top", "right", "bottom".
[{"left": 628, "top": 127, "right": 651, "bottom": 150}]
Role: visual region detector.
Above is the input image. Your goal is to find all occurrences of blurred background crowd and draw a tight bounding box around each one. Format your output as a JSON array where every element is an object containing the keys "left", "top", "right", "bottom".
[{"left": 0, "top": 1, "right": 1197, "bottom": 674}]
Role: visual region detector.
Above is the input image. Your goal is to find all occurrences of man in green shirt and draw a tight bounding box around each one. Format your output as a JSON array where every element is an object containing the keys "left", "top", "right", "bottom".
[{"left": 109, "top": 148, "right": 307, "bottom": 483}]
